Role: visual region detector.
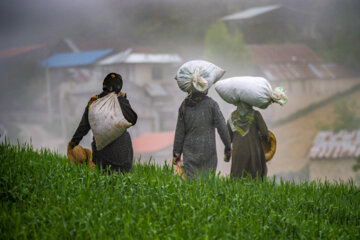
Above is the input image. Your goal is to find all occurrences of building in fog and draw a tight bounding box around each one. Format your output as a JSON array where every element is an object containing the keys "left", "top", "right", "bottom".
[
  {"left": 96, "top": 47, "right": 183, "bottom": 133},
  {"left": 308, "top": 130, "right": 360, "bottom": 183},
  {"left": 247, "top": 44, "right": 359, "bottom": 123},
  {"left": 221, "top": 4, "right": 319, "bottom": 43},
  {"left": 40, "top": 40, "right": 183, "bottom": 143}
]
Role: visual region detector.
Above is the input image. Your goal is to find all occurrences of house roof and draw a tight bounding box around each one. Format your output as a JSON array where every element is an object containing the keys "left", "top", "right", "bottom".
[
  {"left": 132, "top": 131, "right": 175, "bottom": 153},
  {"left": 125, "top": 53, "right": 182, "bottom": 64},
  {"left": 249, "top": 44, "right": 356, "bottom": 81},
  {"left": 98, "top": 48, "right": 182, "bottom": 65},
  {"left": 221, "top": 4, "right": 281, "bottom": 21},
  {"left": 249, "top": 44, "right": 322, "bottom": 64},
  {"left": 97, "top": 48, "right": 132, "bottom": 65},
  {"left": 41, "top": 49, "right": 113, "bottom": 68},
  {"left": 0, "top": 43, "right": 46, "bottom": 59},
  {"left": 145, "top": 83, "right": 168, "bottom": 97},
  {"left": 308, "top": 130, "right": 360, "bottom": 160}
]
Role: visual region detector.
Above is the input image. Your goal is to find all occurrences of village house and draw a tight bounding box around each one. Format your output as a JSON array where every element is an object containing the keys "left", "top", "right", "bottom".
[
  {"left": 96, "top": 47, "right": 183, "bottom": 133},
  {"left": 308, "top": 130, "right": 360, "bottom": 183},
  {"left": 247, "top": 44, "right": 359, "bottom": 123},
  {"left": 39, "top": 39, "right": 183, "bottom": 149}
]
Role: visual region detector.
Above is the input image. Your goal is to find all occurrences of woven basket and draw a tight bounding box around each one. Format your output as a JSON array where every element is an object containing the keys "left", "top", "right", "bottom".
[{"left": 262, "top": 130, "right": 276, "bottom": 162}]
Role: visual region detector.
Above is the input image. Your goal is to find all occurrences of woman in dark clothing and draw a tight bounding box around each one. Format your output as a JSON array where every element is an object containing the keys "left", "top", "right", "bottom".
[
  {"left": 69, "top": 73, "right": 137, "bottom": 173},
  {"left": 227, "top": 101, "right": 269, "bottom": 179},
  {"left": 173, "top": 91, "right": 232, "bottom": 178}
]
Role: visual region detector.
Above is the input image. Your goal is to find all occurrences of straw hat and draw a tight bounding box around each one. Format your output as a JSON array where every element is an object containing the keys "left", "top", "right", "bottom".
[
  {"left": 67, "top": 142, "right": 95, "bottom": 168},
  {"left": 262, "top": 130, "right": 276, "bottom": 162}
]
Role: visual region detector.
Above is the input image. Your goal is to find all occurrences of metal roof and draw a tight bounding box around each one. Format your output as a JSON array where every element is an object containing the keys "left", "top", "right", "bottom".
[
  {"left": 308, "top": 130, "right": 360, "bottom": 160},
  {"left": 97, "top": 48, "right": 182, "bottom": 65},
  {"left": 124, "top": 53, "right": 182, "bottom": 64},
  {"left": 41, "top": 49, "right": 113, "bottom": 68},
  {"left": 249, "top": 44, "right": 322, "bottom": 64},
  {"left": 249, "top": 44, "right": 356, "bottom": 81},
  {"left": 132, "top": 131, "right": 175, "bottom": 153},
  {"left": 221, "top": 4, "right": 281, "bottom": 21},
  {"left": 97, "top": 48, "right": 132, "bottom": 65},
  {"left": 145, "top": 83, "right": 168, "bottom": 97}
]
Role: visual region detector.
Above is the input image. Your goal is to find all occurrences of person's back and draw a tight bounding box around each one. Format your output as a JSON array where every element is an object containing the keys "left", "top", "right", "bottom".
[
  {"left": 69, "top": 72, "right": 137, "bottom": 173},
  {"left": 173, "top": 92, "right": 231, "bottom": 178},
  {"left": 227, "top": 109, "right": 269, "bottom": 179}
]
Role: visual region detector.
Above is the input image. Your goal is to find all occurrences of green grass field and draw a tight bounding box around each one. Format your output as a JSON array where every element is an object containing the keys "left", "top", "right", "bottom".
[{"left": 1, "top": 142, "right": 359, "bottom": 239}]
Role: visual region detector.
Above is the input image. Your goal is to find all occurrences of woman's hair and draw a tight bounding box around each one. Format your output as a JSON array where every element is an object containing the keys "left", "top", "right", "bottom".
[{"left": 102, "top": 72, "right": 123, "bottom": 93}]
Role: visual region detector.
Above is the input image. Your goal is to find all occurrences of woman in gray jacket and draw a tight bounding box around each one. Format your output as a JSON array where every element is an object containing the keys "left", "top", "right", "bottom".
[{"left": 173, "top": 91, "right": 231, "bottom": 178}]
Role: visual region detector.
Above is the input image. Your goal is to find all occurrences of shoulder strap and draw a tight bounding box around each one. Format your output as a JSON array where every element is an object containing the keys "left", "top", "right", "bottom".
[{"left": 87, "top": 95, "right": 99, "bottom": 109}]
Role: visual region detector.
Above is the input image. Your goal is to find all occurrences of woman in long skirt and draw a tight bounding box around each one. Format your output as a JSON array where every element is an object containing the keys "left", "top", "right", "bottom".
[
  {"left": 227, "top": 102, "right": 269, "bottom": 179},
  {"left": 69, "top": 72, "right": 137, "bottom": 173}
]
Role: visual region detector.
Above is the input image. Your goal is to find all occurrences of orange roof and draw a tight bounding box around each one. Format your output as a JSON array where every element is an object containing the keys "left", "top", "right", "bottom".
[
  {"left": 0, "top": 43, "right": 45, "bottom": 59},
  {"left": 133, "top": 131, "right": 175, "bottom": 153}
]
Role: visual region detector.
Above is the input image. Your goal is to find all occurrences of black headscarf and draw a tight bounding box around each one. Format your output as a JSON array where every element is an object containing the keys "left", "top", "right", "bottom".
[{"left": 102, "top": 72, "right": 123, "bottom": 94}]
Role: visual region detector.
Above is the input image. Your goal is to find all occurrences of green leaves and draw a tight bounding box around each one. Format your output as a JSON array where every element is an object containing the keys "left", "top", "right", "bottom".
[{"left": 1, "top": 143, "right": 359, "bottom": 239}]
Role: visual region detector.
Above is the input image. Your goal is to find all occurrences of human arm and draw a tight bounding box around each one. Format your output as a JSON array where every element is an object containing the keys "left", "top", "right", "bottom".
[
  {"left": 118, "top": 95, "right": 138, "bottom": 125},
  {"left": 173, "top": 102, "right": 186, "bottom": 164},
  {"left": 255, "top": 111, "right": 269, "bottom": 142},
  {"left": 213, "top": 101, "right": 232, "bottom": 152},
  {"left": 227, "top": 121, "right": 234, "bottom": 142},
  {"left": 70, "top": 106, "right": 91, "bottom": 146}
]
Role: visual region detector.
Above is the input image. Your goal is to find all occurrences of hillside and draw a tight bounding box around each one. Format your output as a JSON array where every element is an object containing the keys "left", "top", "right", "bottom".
[
  {"left": 268, "top": 88, "right": 360, "bottom": 176},
  {"left": 1, "top": 143, "right": 359, "bottom": 239}
]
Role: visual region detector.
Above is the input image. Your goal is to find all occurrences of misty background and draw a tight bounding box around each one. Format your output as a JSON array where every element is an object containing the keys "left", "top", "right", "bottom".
[{"left": 1, "top": 0, "right": 360, "bottom": 182}]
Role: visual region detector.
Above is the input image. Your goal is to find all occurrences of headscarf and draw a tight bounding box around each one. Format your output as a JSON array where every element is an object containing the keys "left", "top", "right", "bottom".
[
  {"left": 102, "top": 72, "right": 123, "bottom": 94},
  {"left": 228, "top": 101, "right": 255, "bottom": 136},
  {"left": 88, "top": 72, "right": 123, "bottom": 109},
  {"left": 185, "top": 91, "right": 208, "bottom": 107}
]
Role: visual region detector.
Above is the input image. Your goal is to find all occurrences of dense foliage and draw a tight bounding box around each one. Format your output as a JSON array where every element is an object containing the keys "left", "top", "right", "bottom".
[
  {"left": 1, "top": 143, "right": 359, "bottom": 239},
  {"left": 204, "top": 21, "right": 251, "bottom": 73}
]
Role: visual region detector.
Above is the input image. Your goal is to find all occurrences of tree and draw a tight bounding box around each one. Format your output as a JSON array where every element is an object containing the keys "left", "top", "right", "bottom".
[
  {"left": 332, "top": 101, "right": 360, "bottom": 131},
  {"left": 204, "top": 21, "right": 251, "bottom": 72}
]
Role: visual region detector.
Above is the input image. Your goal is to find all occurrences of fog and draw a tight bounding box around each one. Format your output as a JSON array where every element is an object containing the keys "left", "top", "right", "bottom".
[{"left": 1, "top": 0, "right": 360, "bottom": 183}]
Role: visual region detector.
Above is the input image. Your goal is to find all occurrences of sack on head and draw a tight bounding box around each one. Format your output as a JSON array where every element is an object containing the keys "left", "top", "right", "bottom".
[
  {"left": 88, "top": 93, "right": 132, "bottom": 150},
  {"left": 215, "top": 76, "right": 287, "bottom": 109},
  {"left": 175, "top": 60, "right": 225, "bottom": 93}
]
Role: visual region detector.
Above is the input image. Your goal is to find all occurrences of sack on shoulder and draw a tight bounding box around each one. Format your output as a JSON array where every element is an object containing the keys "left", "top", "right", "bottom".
[{"left": 88, "top": 93, "right": 132, "bottom": 150}]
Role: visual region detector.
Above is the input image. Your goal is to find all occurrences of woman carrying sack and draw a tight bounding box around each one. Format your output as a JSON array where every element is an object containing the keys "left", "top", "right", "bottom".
[
  {"left": 215, "top": 76, "right": 287, "bottom": 179},
  {"left": 69, "top": 73, "right": 137, "bottom": 173},
  {"left": 226, "top": 102, "right": 269, "bottom": 179},
  {"left": 173, "top": 60, "right": 232, "bottom": 178}
]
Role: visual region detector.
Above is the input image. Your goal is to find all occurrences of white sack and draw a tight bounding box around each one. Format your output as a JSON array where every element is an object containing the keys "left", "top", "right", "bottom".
[
  {"left": 175, "top": 60, "right": 225, "bottom": 93},
  {"left": 215, "top": 76, "right": 287, "bottom": 109},
  {"left": 88, "top": 93, "right": 132, "bottom": 150}
]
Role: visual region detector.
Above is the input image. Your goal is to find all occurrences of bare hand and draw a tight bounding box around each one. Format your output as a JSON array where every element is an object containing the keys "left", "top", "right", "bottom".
[{"left": 173, "top": 153, "right": 181, "bottom": 165}]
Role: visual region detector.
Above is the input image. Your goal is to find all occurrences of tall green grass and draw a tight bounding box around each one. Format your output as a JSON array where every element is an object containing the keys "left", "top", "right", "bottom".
[{"left": 1, "top": 142, "right": 359, "bottom": 239}]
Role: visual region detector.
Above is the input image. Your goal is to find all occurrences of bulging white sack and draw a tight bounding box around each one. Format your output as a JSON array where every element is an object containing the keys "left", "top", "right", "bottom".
[
  {"left": 88, "top": 93, "right": 132, "bottom": 150},
  {"left": 215, "top": 76, "right": 287, "bottom": 109},
  {"left": 175, "top": 60, "right": 225, "bottom": 93}
]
